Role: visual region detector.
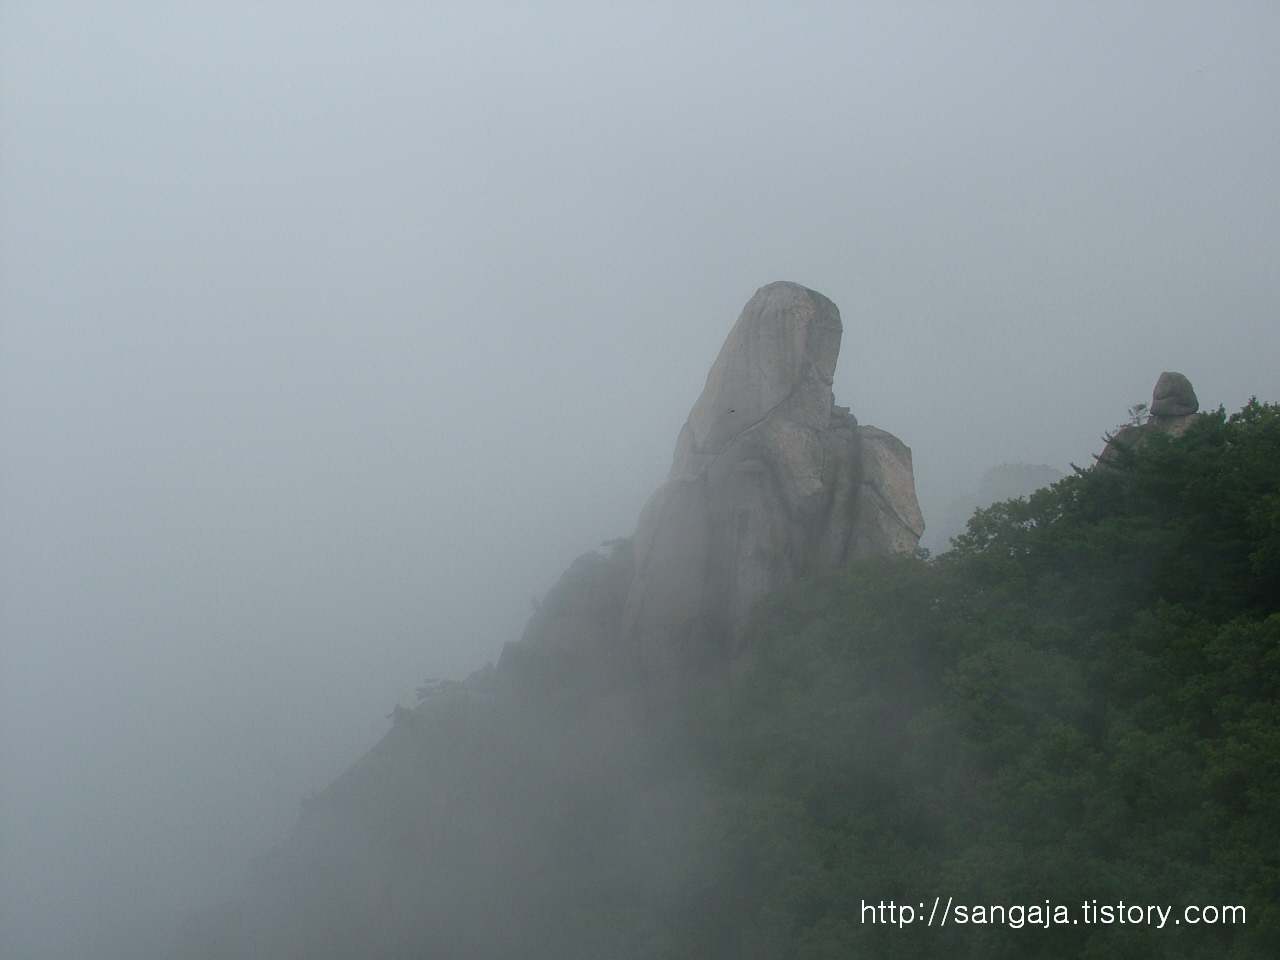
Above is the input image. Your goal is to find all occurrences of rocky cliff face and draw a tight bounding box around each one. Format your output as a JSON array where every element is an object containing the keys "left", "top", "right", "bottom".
[{"left": 504, "top": 282, "right": 923, "bottom": 677}]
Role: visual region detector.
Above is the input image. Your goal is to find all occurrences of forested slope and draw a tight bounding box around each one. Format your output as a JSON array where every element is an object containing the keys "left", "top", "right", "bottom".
[{"left": 681, "top": 399, "right": 1280, "bottom": 958}]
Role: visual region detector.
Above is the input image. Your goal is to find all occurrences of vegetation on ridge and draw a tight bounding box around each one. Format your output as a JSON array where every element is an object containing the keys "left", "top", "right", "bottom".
[{"left": 673, "top": 399, "right": 1280, "bottom": 958}]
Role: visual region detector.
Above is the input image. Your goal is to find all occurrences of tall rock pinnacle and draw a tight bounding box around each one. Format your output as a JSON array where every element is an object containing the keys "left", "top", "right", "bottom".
[
  {"left": 621, "top": 281, "right": 924, "bottom": 668},
  {"left": 671, "top": 282, "right": 842, "bottom": 475},
  {"left": 506, "top": 282, "right": 923, "bottom": 678}
]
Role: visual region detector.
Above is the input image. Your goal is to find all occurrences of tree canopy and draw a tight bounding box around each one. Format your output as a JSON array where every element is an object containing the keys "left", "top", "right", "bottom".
[{"left": 677, "top": 400, "right": 1280, "bottom": 958}]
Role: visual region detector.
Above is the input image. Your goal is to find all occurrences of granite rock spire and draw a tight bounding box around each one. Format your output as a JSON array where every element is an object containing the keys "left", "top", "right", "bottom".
[{"left": 618, "top": 281, "right": 923, "bottom": 668}]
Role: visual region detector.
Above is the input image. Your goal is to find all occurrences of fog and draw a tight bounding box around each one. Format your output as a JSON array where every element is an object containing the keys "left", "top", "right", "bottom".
[{"left": 1, "top": 3, "right": 1277, "bottom": 957}]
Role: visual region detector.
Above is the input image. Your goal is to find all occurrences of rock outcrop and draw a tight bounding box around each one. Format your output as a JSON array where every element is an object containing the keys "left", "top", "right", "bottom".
[
  {"left": 505, "top": 282, "right": 923, "bottom": 676},
  {"left": 1100, "top": 371, "right": 1201, "bottom": 466},
  {"left": 501, "top": 283, "right": 925, "bottom": 680},
  {"left": 618, "top": 281, "right": 922, "bottom": 668},
  {"left": 1150, "top": 371, "right": 1198, "bottom": 420}
]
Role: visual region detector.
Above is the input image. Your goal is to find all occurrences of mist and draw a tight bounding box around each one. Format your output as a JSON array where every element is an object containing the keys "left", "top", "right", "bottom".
[{"left": 2, "top": 3, "right": 1278, "bottom": 958}]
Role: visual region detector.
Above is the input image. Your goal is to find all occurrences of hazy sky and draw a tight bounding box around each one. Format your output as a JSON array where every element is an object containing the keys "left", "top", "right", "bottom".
[{"left": 2, "top": 4, "right": 1277, "bottom": 958}]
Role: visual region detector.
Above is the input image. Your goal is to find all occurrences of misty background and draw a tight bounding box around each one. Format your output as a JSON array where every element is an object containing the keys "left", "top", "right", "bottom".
[{"left": 1, "top": 4, "right": 1277, "bottom": 958}]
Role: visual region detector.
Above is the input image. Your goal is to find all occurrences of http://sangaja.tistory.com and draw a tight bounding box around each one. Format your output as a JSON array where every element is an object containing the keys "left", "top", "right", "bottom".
[{"left": 861, "top": 897, "right": 1245, "bottom": 930}]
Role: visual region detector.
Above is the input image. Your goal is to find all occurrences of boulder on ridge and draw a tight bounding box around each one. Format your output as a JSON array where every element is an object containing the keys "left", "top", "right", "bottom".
[{"left": 1099, "top": 370, "right": 1202, "bottom": 466}]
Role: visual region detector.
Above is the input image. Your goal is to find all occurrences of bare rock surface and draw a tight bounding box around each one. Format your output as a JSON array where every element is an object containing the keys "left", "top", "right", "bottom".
[
  {"left": 621, "top": 281, "right": 923, "bottom": 668},
  {"left": 1150, "top": 371, "right": 1198, "bottom": 418},
  {"left": 670, "top": 281, "right": 842, "bottom": 478}
]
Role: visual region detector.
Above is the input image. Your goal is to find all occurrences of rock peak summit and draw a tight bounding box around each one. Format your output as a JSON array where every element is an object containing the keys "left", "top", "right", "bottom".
[
  {"left": 673, "top": 281, "right": 843, "bottom": 476},
  {"left": 508, "top": 282, "right": 925, "bottom": 677},
  {"left": 622, "top": 281, "right": 923, "bottom": 666}
]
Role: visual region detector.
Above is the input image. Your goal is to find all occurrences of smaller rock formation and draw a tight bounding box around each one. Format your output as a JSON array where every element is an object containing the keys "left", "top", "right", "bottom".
[
  {"left": 1149, "top": 371, "right": 1199, "bottom": 427},
  {"left": 1099, "top": 371, "right": 1201, "bottom": 466}
]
